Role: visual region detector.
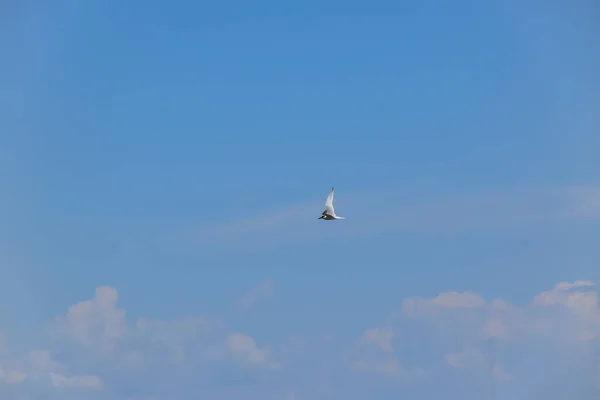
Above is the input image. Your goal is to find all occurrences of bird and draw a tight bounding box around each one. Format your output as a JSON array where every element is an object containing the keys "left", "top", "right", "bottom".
[{"left": 318, "top": 187, "right": 346, "bottom": 220}]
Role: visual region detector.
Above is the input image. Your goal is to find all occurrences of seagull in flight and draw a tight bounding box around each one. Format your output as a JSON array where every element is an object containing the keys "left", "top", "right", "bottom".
[{"left": 318, "top": 187, "right": 346, "bottom": 220}]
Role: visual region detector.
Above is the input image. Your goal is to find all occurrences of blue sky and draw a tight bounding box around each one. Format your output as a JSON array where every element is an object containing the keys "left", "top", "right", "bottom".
[{"left": 1, "top": 0, "right": 599, "bottom": 398}]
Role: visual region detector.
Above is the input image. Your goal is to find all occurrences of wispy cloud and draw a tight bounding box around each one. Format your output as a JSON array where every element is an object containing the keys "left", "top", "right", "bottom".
[{"left": 189, "top": 185, "right": 600, "bottom": 251}]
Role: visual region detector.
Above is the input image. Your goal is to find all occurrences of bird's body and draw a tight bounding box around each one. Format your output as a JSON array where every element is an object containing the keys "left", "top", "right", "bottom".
[{"left": 317, "top": 187, "right": 345, "bottom": 220}]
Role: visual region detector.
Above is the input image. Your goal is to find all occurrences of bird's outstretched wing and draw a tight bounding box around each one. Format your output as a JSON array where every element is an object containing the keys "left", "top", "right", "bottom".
[{"left": 325, "top": 187, "right": 336, "bottom": 216}]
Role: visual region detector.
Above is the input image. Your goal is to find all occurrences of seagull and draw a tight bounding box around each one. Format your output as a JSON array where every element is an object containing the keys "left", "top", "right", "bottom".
[{"left": 318, "top": 187, "right": 346, "bottom": 220}]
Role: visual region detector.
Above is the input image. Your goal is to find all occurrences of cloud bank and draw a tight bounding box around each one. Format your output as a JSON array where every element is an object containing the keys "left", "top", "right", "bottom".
[{"left": 1, "top": 280, "right": 600, "bottom": 399}]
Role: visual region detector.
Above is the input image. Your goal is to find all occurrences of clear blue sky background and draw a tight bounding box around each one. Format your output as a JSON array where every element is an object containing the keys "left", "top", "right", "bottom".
[{"left": 1, "top": 1, "right": 599, "bottom": 399}]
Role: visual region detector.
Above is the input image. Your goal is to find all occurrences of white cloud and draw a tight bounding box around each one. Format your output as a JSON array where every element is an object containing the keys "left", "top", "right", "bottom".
[
  {"left": 2, "top": 280, "right": 600, "bottom": 399},
  {"left": 554, "top": 281, "right": 596, "bottom": 291},
  {"left": 0, "top": 347, "right": 103, "bottom": 392},
  {"left": 0, "top": 284, "right": 282, "bottom": 399},
  {"left": 352, "top": 327, "right": 422, "bottom": 382},
  {"left": 192, "top": 201, "right": 323, "bottom": 250},
  {"left": 225, "top": 333, "right": 276, "bottom": 369},
  {"left": 29, "top": 350, "right": 63, "bottom": 372},
  {"left": 6, "top": 371, "right": 26, "bottom": 384},
  {"left": 432, "top": 292, "right": 486, "bottom": 308},
  {"left": 238, "top": 280, "right": 274, "bottom": 310},
  {"left": 50, "top": 372, "right": 102, "bottom": 389},
  {"left": 482, "top": 318, "right": 508, "bottom": 339},
  {"left": 190, "top": 185, "right": 600, "bottom": 251},
  {"left": 356, "top": 280, "right": 600, "bottom": 394},
  {"left": 561, "top": 186, "right": 600, "bottom": 218},
  {"left": 362, "top": 328, "right": 395, "bottom": 351},
  {"left": 49, "top": 286, "right": 126, "bottom": 352},
  {"left": 444, "top": 346, "right": 484, "bottom": 369},
  {"left": 492, "top": 364, "right": 512, "bottom": 382},
  {"left": 0, "top": 368, "right": 26, "bottom": 384},
  {"left": 402, "top": 291, "right": 486, "bottom": 316},
  {"left": 402, "top": 281, "right": 600, "bottom": 344}
]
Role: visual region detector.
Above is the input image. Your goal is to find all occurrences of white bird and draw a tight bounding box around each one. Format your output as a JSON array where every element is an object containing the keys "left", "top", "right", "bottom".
[{"left": 318, "top": 187, "right": 346, "bottom": 220}]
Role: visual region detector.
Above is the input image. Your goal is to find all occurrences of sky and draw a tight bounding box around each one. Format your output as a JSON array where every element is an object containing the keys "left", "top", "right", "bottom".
[{"left": 1, "top": 0, "right": 600, "bottom": 398}]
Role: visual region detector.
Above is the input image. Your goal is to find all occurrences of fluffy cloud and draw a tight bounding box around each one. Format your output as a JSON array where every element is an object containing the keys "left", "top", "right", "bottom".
[
  {"left": 362, "top": 328, "right": 395, "bottom": 352},
  {"left": 381, "top": 280, "right": 600, "bottom": 397},
  {"left": 351, "top": 280, "right": 600, "bottom": 398},
  {"left": 49, "top": 286, "right": 126, "bottom": 352},
  {"left": 0, "top": 284, "right": 278, "bottom": 399},
  {"left": 1, "top": 280, "right": 600, "bottom": 399},
  {"left": 399, "top": 281, "right": 600, "bottom": 354}
]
